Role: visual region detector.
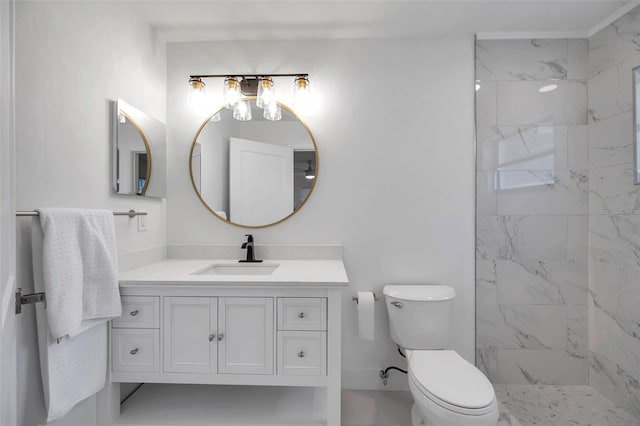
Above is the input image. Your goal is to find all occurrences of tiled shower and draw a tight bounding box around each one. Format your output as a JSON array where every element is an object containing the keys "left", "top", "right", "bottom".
[
  {"left": 475, "top": 38, "right": 589, "bottom": 385},
  {"left": 475, "top": 6, "right": 640, "bottom": 419}
]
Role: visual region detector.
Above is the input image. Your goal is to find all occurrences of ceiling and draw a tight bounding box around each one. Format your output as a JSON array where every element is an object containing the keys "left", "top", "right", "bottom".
[{"left": 126, "top": 0, "right": 634, "bottom": 42}]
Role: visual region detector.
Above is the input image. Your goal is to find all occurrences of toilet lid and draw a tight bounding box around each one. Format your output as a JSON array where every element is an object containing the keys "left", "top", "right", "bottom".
[{"left": 408, "top": 350, "right": 495, "bottom": 412}]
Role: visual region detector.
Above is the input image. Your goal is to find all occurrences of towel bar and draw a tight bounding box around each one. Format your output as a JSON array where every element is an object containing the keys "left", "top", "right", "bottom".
[
  {"left": 16, "top": 209, "right": 147, "bottom": 218},
  {"left": 15, "top": 288, "right": 45, "bottom": 314}
]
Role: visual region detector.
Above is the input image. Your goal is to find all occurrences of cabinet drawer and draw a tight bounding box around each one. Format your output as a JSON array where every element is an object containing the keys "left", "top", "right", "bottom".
[
  {"left": 112, "top": 329, "right": 160, "bottom": 373},
  {"left": 113, "top": 296, "right": 159, "bottom": 329},
  {"left": 277, "top": 331, "right": 326, "bottom": 376},
  {"left": 277, "top": 298, "right": 326, "bottom": 331}
]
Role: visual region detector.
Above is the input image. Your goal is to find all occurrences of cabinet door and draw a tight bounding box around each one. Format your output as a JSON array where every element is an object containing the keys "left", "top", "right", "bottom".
[
  {"left": 218, "top": 297, "right": 274, "bottom": 375},
  {"left": 163, "top": 297, "right": 217, "bottom": 373}
]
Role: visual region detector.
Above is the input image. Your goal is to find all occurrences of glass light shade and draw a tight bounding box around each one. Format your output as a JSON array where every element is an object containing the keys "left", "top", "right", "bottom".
[
  {"left": 263, "top": 101, "right": 282, "bottom": 121},
  {"left": 256, "top": 77, "right": 275, "bottom": 109},
  {"left": 233, "top": 100, "right": 252, "bottom": 121},
  {"left": 293, "top": 76, "right": 312, "bottom": 113},
  {"left": 223, "top": 77, "right": 241, "bottom": 109},
  {"left": 188, "top": 77, "right": 209, "bottom": 112}
]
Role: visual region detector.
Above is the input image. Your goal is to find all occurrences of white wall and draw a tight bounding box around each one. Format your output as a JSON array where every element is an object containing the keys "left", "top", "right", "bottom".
[
  {"left": 167, "top": 38, "right": 476, "bottom": 389},
  {"left": 14, "top": 2, "right": 166, "bottom": 425}
]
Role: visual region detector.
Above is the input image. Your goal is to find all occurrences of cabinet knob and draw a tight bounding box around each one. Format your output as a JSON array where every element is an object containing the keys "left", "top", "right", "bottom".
[
  {"left": 298, "top": 312, "right": 305, "bottom": 319},
  {"left": 217, "top": 333, "right": 224, "bottom": 341},
  {"left": 209, "top": 334, "right": 215, "bottom": 342},
  {"left": 297, "top": 350, "right": 305, "bottom": 358},
  {"left": 130, "top": 348, "right": 139, "bottom": 355},
  {"left": 130, "top": 310, "right": 139, "bottom": 316}
]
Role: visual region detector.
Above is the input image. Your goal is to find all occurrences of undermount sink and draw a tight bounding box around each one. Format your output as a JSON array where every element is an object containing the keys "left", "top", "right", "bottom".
[{"left": 193, "top": 263, "right": 280, "bottom": 276}]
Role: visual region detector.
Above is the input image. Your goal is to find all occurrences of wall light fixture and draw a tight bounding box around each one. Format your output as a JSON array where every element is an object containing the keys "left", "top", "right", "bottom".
[{"left": 187, "top": 73, "right": 311, "bottom": 120}]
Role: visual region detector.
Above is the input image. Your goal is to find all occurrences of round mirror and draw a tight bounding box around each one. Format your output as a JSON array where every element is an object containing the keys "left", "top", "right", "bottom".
[{"left": 189, "top": 98, "right": 318, "bottom": 228}]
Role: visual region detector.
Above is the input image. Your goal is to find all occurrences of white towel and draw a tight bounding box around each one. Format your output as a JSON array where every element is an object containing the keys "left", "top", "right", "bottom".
[
  {"left": 32, "top": 220, "right": 109, "bottom": 422},
  {"left": 37, "top": 208, "right": 121, "bottom": 338}
]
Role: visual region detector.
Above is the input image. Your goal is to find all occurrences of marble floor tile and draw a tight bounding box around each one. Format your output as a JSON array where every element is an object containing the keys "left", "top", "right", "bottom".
[{"left": 495, "top": 385, "right": 640, "bottom": 426}]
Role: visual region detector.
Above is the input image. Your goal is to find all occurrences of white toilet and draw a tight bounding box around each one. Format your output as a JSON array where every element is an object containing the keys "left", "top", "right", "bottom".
[{"left": 383, "top": 285, "right": 499, "bottom": 426}]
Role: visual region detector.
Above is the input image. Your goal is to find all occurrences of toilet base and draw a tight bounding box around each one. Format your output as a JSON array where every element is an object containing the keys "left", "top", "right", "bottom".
[
  {"left": 410, "top": 399, "right": 499, "bottom": 426},
  {"left": 411, "top": 403, "right": 432, "bottom": 426}
]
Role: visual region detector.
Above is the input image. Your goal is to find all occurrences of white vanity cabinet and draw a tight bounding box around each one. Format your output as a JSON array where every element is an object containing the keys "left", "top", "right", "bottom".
[
  {"left": 111, "top": 291, "right": 330, "bottom": 383},
  {"left": 104, "top": 258, "right": 348, "bottom": 426}
]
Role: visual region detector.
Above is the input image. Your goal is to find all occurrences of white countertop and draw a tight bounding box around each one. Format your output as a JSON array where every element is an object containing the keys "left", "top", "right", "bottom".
[{"left": 119, "top": 259, "right": 349, "bottom": 287}]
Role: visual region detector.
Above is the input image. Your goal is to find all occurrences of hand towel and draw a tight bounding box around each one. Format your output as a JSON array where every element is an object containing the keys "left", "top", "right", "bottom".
[
  {"left": 32, "top": 220, "right": 108, "bottom": 422},
  {"left": 37, "top": 208, "right": 121, "bottom": 338}
]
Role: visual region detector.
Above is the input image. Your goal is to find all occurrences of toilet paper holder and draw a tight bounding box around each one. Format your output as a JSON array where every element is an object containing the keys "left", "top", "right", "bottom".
[{"left": 352, "top": 293, "right": 379, "bottom": 304}]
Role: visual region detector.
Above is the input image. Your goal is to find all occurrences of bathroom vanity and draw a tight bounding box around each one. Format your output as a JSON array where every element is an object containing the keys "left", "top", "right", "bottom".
[{"left": 102, "top": 258, "right": 348, "bottom": 426}]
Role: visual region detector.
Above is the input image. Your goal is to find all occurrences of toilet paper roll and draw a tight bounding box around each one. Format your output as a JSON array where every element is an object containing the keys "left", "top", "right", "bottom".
[{"left": 357, "top": 291, "right": 375, "bottom": 340}]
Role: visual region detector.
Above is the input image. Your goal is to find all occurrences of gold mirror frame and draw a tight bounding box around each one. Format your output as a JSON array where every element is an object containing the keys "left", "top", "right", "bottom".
[
  {"left": 119, "top": 110, "right": 152, "bottom": 196},
  {"left": 188, "top": 97, "right": 319, "bottom": 228}
]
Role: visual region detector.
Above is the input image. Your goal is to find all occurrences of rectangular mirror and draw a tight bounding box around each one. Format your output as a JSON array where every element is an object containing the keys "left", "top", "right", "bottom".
[
  {"left": 112, "top": 99, "right": 167, "bottom": 197},
  {"left": 634, "top": 66, "right": 640, "bottom": 184}
]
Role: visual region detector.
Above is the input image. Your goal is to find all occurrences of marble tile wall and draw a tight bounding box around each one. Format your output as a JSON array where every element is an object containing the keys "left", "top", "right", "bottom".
[
  {"left": 475, "top": 39, "right": 589, "bottom": 385},
  {"left": 588, "top": 5, "right": 640, "bottom": 418}
]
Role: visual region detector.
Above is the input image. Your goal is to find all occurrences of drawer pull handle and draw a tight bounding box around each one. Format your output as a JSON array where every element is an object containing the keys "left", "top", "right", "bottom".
[
  {"left": 130, "top": 348, "right": 139, "bottom": 355},
  {"left": 298, "top": 350, "right": 305, "bottom": 358},
  {"left": 209, "top": 334, "right": 215, "bottom": 342},
  {"left": 298, "top": 312, "right": 305, "bottom": 319},
  {"left": 130, "top": 310, "right": 139, "bottom": 316},
  {"left": 217, "top": 333, "right": 224, "bottom": 342}
]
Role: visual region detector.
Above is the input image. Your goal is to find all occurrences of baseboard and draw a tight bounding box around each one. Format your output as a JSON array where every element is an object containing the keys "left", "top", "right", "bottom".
[{"left": 342, "top": 368, "right": 410, "bottom": 391}]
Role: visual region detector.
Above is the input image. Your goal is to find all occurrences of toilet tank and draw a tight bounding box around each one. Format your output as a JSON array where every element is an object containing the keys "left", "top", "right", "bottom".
[{"left": 383, "top": 285, "right": 455, "bottom": 350}]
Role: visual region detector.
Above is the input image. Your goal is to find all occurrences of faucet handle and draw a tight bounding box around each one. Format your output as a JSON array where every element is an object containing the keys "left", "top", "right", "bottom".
[{"left": 244, "top": 234, "right": 254, "bottom": 242}]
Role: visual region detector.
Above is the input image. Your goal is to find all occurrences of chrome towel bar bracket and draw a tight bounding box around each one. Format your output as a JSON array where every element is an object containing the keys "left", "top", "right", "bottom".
[{"left": 15, "top": 288, "right": 45, "bottom": 314}]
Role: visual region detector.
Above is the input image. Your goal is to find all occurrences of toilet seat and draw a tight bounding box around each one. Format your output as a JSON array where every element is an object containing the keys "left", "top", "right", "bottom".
[{"left": 407, "top": 350, "right": 496, "bottom": 416}]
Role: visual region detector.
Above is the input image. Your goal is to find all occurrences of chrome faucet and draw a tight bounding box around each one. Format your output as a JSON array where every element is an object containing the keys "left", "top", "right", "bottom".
[{"left": 240, "top": 234, "right": 262, "bottom": 263}]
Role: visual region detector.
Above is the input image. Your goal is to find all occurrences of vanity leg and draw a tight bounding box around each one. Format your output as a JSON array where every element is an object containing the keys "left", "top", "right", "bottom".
[
  {"left": 96, "top": 380, "right": 120, "bottom": 425},
  {"left": 326, "top": 289, "right": 342, "bottom": 426},
  {"left": 97, "top": 325, "right": 120, "bottom": 425}
]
